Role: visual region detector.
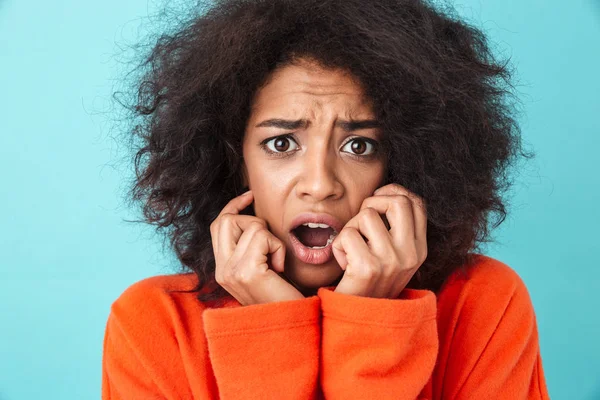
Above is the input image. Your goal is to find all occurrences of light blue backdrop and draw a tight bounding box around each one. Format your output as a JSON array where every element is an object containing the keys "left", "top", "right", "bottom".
[{"left": 1, "top": 0, "right": 598, "bottom": 399}]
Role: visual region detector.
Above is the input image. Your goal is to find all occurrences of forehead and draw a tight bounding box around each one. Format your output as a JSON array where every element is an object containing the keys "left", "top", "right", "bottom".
[{"left": 250, "top": 59, "right": 373, "bottom": 112}]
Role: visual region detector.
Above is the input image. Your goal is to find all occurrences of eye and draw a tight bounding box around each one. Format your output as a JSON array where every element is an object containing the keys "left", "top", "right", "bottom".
[
  {"left": 262, "top": 135, "right": 299, "bottom": 153},
  {"left": 341, "top": 137, "right": 377, "bottom": 156}
]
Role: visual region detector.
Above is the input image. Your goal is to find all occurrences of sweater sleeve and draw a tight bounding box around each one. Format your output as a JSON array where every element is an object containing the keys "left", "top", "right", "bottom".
[
  {"left": 434, "top": 261, "right": 551, "bottom": 399},
  {"left": 202, "top": 296, "right": 322, "bottom": 400},
  {"left": 318, "top": 287, "right": 438, "bottom": 400}
]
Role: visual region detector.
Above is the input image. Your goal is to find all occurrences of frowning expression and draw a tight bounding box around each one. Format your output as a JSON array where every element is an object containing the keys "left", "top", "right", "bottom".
[{"left": 242, "top": 58, "right": 387, "bottom": 293}]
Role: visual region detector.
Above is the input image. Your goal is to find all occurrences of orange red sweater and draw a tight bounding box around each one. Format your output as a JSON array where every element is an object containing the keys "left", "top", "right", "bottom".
[{"left": 102, "top": 254, "right": 550, "bottom": 399}]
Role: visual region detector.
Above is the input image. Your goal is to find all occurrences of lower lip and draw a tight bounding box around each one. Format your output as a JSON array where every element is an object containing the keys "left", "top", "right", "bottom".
[{"left": 289, "top": 232, "right": 334, "bottom": 265}]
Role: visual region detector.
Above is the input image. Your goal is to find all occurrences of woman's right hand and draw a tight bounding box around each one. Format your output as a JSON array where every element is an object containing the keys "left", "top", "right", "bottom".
[{"left": 210, "top": 190, "right": 305, "bottom": 306}]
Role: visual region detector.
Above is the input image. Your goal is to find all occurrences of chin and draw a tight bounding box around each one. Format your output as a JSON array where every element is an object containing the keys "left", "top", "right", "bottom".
[{"left": 283, "top": 259, "right": 343, "bottom": 294}]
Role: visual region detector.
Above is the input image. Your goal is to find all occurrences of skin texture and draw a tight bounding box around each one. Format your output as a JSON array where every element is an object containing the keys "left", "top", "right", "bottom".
[
  {"left": 207, "top": 59, "right": 428, "bottom": 303},
  {"left": 242, "top": 60, "right": 386, "bottom": 294},
  {"left": 126, "top": 0, "right": 533, "bottom": 302}
]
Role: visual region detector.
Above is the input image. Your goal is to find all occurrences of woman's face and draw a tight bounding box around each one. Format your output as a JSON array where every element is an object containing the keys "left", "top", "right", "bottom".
[{"left": 242, "top": 59, "right": 387, "bottom": 293}]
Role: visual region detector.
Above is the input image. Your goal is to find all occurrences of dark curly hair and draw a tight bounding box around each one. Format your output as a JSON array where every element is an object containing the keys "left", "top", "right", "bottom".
[{"left": 118, "top": 0, "right": 534, "bottom": 302}]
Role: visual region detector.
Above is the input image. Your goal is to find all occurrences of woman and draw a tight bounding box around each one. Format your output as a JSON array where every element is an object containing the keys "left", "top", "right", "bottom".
[{"left": 102, "top": 0, "right": 550, "bottom": 398}]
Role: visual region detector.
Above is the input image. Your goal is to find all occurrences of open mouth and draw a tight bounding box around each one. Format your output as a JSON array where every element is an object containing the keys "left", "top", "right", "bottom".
[
  {"left": 288, "top": 214, "right": 343, "bottom": 265},
  {"left": 291, "top": 223, "right": 338, "bottom": 249}
]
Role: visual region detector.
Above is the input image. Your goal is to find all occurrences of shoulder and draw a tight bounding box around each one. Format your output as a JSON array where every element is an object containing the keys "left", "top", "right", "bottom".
[
  {"left": 107, "top": 273, "right": 206, "bottom": 332},
  {"left": 438, "top": 254, "right": 537, "bottom": 321},
  {"left": 443, "top": 253, "right": 531, "bottom": 298},
  {"left": 114, "top": 273, "right": 199, "bottom": 302},
  {"left": 112, "top": 273, "right": 200, "bottom": 308}
]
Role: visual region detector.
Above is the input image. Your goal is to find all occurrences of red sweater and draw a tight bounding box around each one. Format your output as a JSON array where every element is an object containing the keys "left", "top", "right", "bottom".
[{"left": 102, "top": 254, "right": 550, "bottom": 399}]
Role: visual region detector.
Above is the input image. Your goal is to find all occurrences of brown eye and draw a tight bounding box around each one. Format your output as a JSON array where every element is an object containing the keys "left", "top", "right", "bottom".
[
  {"left": 341, "top": 138, "right": 376, "bottom": 156},
  {"left": 274, "top": 138, "right": 290, "bottom": 151},
  {"left": 264, "top": 135, "right": 299, "bottom": 153},
  {"left": 351, "top": 140, "right": 367, "bottom": 154}
]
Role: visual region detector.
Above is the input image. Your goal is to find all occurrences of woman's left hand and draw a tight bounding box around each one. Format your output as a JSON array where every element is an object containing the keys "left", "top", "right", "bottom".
[{"left": 331, "top": 183, "right": 428, "bottom": 299}]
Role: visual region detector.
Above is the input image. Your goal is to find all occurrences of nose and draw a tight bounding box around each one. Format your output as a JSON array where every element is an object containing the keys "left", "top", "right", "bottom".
[{"left": 295, "top": 143, "right": 343, "bottom": 202}]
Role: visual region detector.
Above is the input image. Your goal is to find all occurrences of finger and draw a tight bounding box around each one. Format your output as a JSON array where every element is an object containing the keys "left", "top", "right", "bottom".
[
  {"left": 332, "top": 241, "right": 348, "bottom": 270},
  {"left": 333, "top": 227, "right": 377, "bottom": 278},
  {"left": 247, "top": 229, "right": 287, "bottom": 273},
  {"left": 373, "top": 183, "right": 405, "bottom": 196},
  {"left": 331, "top": 227, "right": 358, "bottom": 271},
  {"left": 219, "top": 190, "right": 254, "bottom": 217},
  {"left": 373, "top": 184, "right": 427, "bottom": 242},
  {"left": 332, "top": 225, "right": 365, "bottom": 272},
  {"left": 219, "top": 228, "right": 288, "bottom": 305},
  {"left": 361, "top": 194, "right": 427, "bottom": 278},
  {"left": 217, "top": 216, "right": 266, "bottom": 260},
  {"left": 228, "top": 219, "right": 267, "bottom": 257},
  {"left": 360, "top": 195, "right": 415, "bottom": 244},
  {"left": 218, "top": 222, "right": 268, "bottom": 288},
  {"left": 372, "top": 185, "right": 428, "bottom": 263},
  {"left": 334, "top": 228, "right": 378, "bottom": 296},
  {"left": 344, "top": 207, "right": 393, "bottom": 257},
  {"left": 348, "top": 206, "right": 404, "bottom": 295},
  {"left": 232, "top": 224, "right": 286, "bottom": 273},
  {"left": 211, "top": 190, "right": 254, "bottom": 253}
]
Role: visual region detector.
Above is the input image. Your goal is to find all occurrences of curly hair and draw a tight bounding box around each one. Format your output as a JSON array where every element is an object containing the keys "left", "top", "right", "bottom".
[{"left": 120, "top": 0, "right": 534, "bottom": 302}]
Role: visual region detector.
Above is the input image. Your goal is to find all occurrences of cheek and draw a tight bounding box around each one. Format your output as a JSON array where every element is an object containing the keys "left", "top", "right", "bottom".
[
  {"left": 346, "top": 164, "right": 386, "bottom": 210},
  {"left": 246, "top": 163, "right": 290, "bottom": 218},
  {"left": 370, "top": 163, "right": 387, "bottom": 193},
  {"left": 354, "top": 163, "right": 386, "bottom": 189}
]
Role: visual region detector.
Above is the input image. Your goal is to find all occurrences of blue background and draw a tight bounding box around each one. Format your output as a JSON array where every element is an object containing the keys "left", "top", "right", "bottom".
[{"left": 1, "top": 0, "right": 599, "bottom": 399}]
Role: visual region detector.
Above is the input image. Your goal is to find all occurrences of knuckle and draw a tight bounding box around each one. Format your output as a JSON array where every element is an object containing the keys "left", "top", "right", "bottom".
[
  {"left": 222, "top": 270, "right": 236, "bottom": 286},
  {"left": 209, "top": 219, "right": 220, "bottom": 236},
  {"left": 253, "top": 228, "right": 270, "bottom": 243},
  {"left": 390, "top": 200, "right": 404, "bottom": 214},
  {"left": 370, "top": 259, "right": 384, "bottom": 275},
  {"left": 366, "top": 207, "right": 380, "bottom": 217},
  {"left": 214, "top": 269, "right": 226, "bottom": 286},
  {"left": 382, "top": 267, "right": 396, "bottom": 280},
  {"left": 256, "top": 227, "right": 269, "bottom": 238},
  {"left": 353, "top": 260, "right": 380, "bottom": 280},
  {"left": 383, "top": 257, "right": 402, "bottom": 277},
  {"left": 404, "top": 250, "right": 420, "bottom": 268},
  {"left": 217, "top": 261, "right": 238, "bottom": 286},
  {"left": 397, "top": 195, "right": 412, "bottom": 206},
  {"left": 270, "top": 234, "right": 282, "bottom": 247},
  {"left": 420, "top": 246, "right": 428, "bottom": 263},
  {"left": 251, "top": 217, "right": 267, "bottom": 227},
  {"left": 360, "top": 197, "right": 374, "bottom": 209},
  {"left": 234, "top": 268, "right": 255, "bottom": 285},
  {"left": 359, "top": 208, "right": 377, "bottom": 222},
  {"left": 382, "top": 256, "right": 398, "bottom": 272},
  {"left": 221, "top": 213, "right": 234, "bottom": 225},
  {"left": 249, "top": 220, "right": 265, "bottom": 232},
  {"left": 339, "top": 227, "right": 356, "bottom": 242},
  {"left": 414, "top": 195, "right": 425, "bottom": 209}
]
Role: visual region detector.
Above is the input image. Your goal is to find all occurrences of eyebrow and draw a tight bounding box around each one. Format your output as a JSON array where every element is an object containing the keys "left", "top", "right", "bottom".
[{"left": 255, "top": 118, "right": 381, "bottom": 131}]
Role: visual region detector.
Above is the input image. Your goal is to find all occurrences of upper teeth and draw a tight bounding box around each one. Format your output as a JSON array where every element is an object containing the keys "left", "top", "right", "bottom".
[{"left": 302, "top": 222, "right": 330, "bottom": 229}]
